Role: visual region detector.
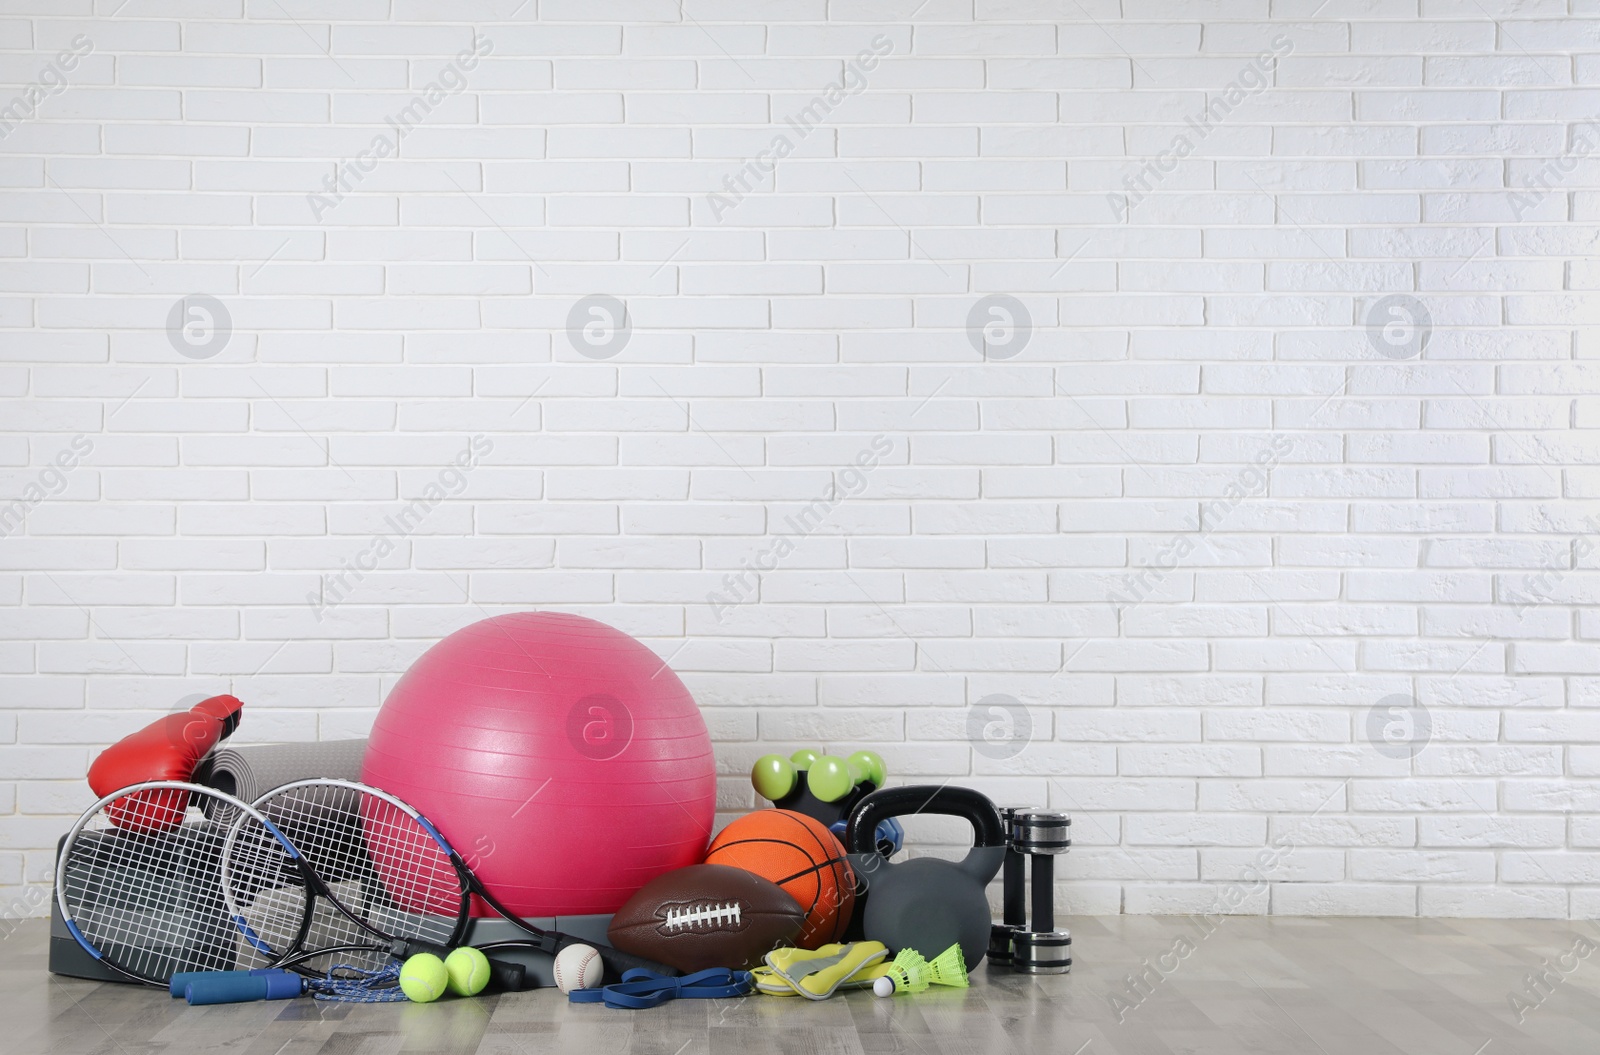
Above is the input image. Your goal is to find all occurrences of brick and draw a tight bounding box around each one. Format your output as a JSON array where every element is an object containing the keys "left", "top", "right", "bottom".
[
  {"left": 0, "top": 6, "right": 1587, "bottom": 919},
  {"left": 1272, "top": 884, "right": 1416, "bottom": 916}
]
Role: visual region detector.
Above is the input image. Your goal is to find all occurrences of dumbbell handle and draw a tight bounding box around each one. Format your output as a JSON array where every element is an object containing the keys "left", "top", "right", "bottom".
[
  {"left": 1003, "top": 844, "right": 1027, "bottom": 927},
  {"left": 1031, "top": 854, "right": 1054, "bottom": 933}
]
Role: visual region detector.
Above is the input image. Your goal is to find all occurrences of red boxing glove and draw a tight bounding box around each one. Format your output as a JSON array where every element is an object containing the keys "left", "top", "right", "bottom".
[{"left": 88, "top": 694, "right": 244, "bottom": 831}]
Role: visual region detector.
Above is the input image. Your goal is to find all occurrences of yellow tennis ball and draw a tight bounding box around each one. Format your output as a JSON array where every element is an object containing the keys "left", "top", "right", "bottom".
[
  {"left": 399, "top": 953, "right": 449, "bottom": 1003},
  {"left": 445, "top": 947, "right": 491, "bottom": 997}
]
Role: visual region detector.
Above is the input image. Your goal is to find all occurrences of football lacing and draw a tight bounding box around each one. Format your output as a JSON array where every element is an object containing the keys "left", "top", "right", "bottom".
[{"left": 660, "top": 901, "right": 744, "bottom": 931}]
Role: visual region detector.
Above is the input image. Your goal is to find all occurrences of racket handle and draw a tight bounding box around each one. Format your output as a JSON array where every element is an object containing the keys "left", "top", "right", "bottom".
[
  {"left": 581, "top": 940, "right": 681, "bottom": 979},
  {"left": 486, "top": 957, "right": 530, "bottom": 992},
  {"left": 186, "top": 970, "right": 303, "bottom": 1005}
]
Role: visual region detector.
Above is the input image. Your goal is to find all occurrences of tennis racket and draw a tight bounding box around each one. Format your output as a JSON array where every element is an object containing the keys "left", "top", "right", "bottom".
[
  {"left": 224, "top": 778, "right": 675, "bottom": 983},
  {"left": 56, "top": 781, "right": 306, "bottom": 987}
]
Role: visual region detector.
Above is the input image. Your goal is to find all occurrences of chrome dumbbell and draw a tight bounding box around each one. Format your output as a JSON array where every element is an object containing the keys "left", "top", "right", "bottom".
[{"left": 1004, "top": 808, "right": 1072, "bottom": 975}]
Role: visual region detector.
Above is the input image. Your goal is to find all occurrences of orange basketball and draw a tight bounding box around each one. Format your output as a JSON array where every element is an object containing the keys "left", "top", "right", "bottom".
[{"left": 704, "top": 809, "right": 855, "bottom": 949}]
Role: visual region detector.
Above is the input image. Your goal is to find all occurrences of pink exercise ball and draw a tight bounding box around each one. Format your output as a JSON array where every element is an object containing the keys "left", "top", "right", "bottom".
[{"left": 362, "top": 612, "right": 716, "bottom": 918}]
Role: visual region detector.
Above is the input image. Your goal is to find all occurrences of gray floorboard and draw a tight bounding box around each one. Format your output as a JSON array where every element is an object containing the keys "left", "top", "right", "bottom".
[{"left": 6, "top": 916, "right": 1598, "bottom": 1054}]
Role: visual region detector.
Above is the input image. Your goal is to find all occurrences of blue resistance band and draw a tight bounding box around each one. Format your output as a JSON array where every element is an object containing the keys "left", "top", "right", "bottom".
[{"left": 568, "top": 968, "right": 753, "bottom": 1010}]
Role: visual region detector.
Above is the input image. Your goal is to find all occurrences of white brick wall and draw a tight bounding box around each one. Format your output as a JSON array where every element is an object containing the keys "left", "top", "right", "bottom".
[{"left": 1, "top": 2, "right": 1598, "bottom": 920}]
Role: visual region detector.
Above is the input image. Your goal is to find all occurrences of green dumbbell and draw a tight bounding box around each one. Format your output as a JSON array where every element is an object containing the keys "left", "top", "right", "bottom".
[{"left": 751, "top": 753, "right": 797, "bottom": 801}]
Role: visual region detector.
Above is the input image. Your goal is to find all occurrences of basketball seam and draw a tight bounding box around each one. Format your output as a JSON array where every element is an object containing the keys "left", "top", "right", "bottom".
[
  {"left": 707, "top": 839, "right": 829, "bottom": 914},
  {"left": 771, "top": 859, "right": 845, "bottom": 888},
  {"left": 713, "top": 811, "right": 833, "bottom": 865},
  {"left": 708, "top": 816, "right": 852, "bottom": 942},
  {"left": 707, "top": 835, "right": 846, "bottom": 865},
  {"left": 775, "top": 812, "right": 853, "bottom": 939},
  {"left": 778, "top": 810, "right": 835, "bottom": 867}
]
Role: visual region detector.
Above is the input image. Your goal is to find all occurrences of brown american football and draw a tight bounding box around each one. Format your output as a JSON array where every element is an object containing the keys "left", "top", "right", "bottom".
[{"left": 607, "top": 863, "right": 806, "bottom": 972}]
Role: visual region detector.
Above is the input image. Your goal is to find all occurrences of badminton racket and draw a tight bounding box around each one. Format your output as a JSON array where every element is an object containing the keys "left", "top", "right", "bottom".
[
  {"left": 223, "top": 779, "right": 674, "bottom": 985},
  {"left": 55, "top": 781, "right": 307, "bottom": 987}
]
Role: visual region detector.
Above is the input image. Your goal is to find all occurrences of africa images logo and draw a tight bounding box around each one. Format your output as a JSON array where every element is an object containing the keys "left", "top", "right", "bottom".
[
  {"left": 0, "top": 34, "right": 92, "bottom": 139},
  {"left": 306, "top": 435, "right": 493, "bottom": 620},
  {"left": 706, "top": 34, "right": 893, "bottom": 222},
  {"left": 567, "top": 694, "right": 633, "bottom": 760},
  {"left": 305, "top": 35, "right": 493, "bottom": 222}
]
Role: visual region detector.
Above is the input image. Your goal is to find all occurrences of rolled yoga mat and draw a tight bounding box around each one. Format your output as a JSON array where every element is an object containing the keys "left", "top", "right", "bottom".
[{"left": 197, "top": 740, "right": 367, "bottom": 827}]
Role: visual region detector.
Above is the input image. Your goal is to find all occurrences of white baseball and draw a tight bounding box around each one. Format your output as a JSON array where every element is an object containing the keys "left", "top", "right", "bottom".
[{"left": 553, "top": 943, "right": 603, "bottom": 994}]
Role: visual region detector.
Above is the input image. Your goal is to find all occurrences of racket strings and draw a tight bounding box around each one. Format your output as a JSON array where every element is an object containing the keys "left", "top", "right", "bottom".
[
  {"left": 220, "top": 820, "right": 325, "bottom": 970},
  {"left": 61, "top": 790, "right": 243, "bottom": 981},
  {"left": 238, "top": 782, "right": 465, "bottom": 975}
]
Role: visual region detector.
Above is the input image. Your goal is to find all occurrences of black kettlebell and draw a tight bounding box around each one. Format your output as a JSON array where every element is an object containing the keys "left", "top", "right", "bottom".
[{"left": 844, "top": 785, "right": 1006, "bottom": 968}]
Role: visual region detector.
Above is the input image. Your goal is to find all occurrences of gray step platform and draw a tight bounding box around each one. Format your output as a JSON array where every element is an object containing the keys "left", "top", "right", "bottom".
[{"left": 49, "top": 897, "right": 613, "bottom": 990}]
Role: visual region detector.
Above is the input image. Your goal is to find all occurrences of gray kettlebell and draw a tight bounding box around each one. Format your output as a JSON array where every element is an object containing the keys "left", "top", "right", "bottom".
[{"left": 844, "top": 785, "right": 1007, "bottom": 968}]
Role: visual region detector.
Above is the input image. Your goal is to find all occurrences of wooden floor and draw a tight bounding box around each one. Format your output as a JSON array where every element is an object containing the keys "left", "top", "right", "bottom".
[{"left": 8, "top": 916, "right": 1599, "bottom": 1054}]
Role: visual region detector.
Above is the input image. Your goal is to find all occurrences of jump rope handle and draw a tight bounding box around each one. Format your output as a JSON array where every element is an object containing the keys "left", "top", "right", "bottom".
[
  {"left": 169, "top": 968, "right": 278, "bottom": 998},
  {"left": 184, "top": 970, "right": 303, "bottom": 1005}
]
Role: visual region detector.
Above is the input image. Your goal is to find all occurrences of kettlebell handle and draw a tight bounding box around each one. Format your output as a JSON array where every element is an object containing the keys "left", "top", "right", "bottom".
[{"left": 844, "top": 784, "right": 1005, "bottom": 855}]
